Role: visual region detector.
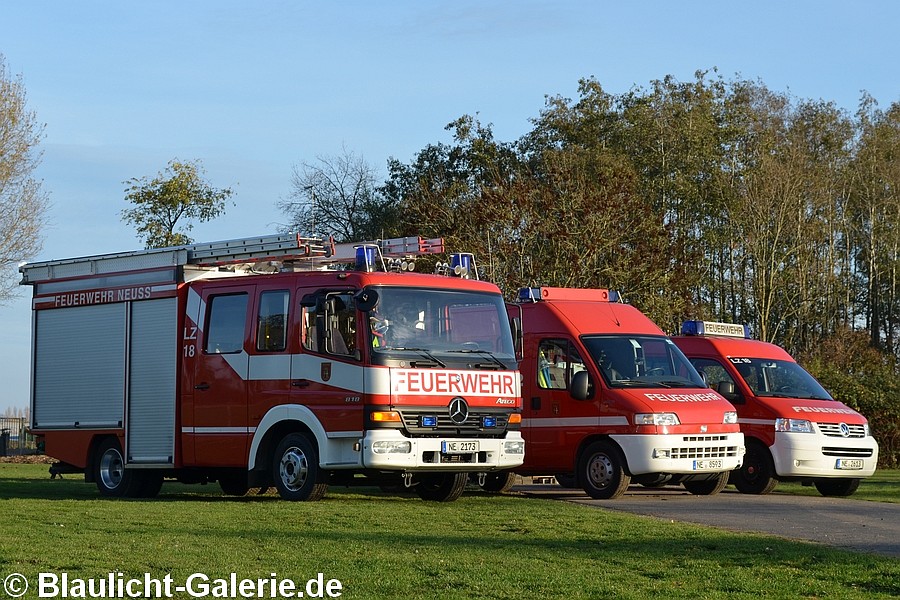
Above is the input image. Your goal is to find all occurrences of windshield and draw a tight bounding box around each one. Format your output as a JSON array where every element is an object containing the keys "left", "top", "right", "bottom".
[
  {"left": 368, "top": 286, "right": 515, "bottom": 360},
  {"left": 582, "top": 335, "right": 706, "bottom": 388},
  {"left": 729, "top": 357, "right": 833, "bottom": 399}
]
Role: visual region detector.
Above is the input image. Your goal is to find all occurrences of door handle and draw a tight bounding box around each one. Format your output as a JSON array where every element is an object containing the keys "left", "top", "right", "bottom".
[
  {"left": 195, "top": 383, "right": 210, "bottom": 391},
  {"left": 291, "top": 380, "right": 310, "bottom": 388}
]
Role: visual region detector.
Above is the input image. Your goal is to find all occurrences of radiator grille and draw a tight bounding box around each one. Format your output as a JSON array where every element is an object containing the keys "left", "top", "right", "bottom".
[{"left": 818, "top": 423, "right": 867, "bottom": 438}]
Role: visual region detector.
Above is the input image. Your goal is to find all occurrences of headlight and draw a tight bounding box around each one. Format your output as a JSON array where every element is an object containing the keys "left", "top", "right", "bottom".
[
  {"left": 775, "top": 418, "right": 813, "bottom": 433},
  {"left": 723, "top": 411, "right": 738, "bottom": 424},
  {"left": 635, "top": 413, "right": 680, "bottom": 426},
  {"left": 372, "top": 441, "right": 412, "bottom": 454},
  {"left": 504, "top": 440, "right": 525, "bottom": 454}
]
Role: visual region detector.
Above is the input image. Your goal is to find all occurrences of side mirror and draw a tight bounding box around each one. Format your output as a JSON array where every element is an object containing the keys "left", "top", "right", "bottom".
[
  {"left": 510, "top": 316, "right": 523, "bottom": 361},
  {"left": 570, "top": 370, "right": 593, "bottom": 401},
  {"left": 354, "top": 289, "right": 379, "bottom": 312},
  {"left": 716, "top": 380, "right": 744, "bottom": 404}
]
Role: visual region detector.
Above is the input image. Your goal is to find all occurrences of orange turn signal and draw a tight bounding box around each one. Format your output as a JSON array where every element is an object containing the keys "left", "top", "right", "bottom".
[
  {"left": 370, "top": 411, "right": 402, "bottom": 423},
  {"left": 508, "top": 413, "right": 522, "bottom": 424}
]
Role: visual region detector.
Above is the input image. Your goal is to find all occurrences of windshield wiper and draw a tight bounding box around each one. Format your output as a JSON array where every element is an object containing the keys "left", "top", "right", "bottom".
[
  {"left": 653, "top": 380, "right": 695, "bottom": 388},
  {"left": 391, "top": 347, "right": 446, "bottom": 368},
  {"left": 446, "top": 348, "right": 507, "bottom": 369}
]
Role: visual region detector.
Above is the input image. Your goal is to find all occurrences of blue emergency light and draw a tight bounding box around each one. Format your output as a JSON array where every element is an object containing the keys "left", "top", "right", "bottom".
[
  {"left": 420, "top": 415, "right": 438, "bottom": 427},
  {"left": 355, "top": 245, "right": 379, "bottom": 272},
  {"left": 450, "top": 253, "right": 474, "bottom": 278},
  {"left": 681, "top": 320, "right": 750, "bottom": 338},
  {"left": 482, "top": 416, "right": 497, "bottom": 428}
]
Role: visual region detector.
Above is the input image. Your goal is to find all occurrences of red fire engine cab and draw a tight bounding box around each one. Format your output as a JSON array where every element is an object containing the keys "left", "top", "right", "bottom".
[
  {"left": 21, "top": 233, "right": 524, "bottom": 502},
  {"left": 673, "top": 321, "right": 878, "bottom": 496},
  {"left": 502, "top": 287, "right": 744, "bottom": 499}
]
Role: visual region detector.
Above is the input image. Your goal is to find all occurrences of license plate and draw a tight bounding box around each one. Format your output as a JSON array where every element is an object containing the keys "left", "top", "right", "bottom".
[
  {"left": 442, "top": 441, "right": 479, "bottom": 454},
  {"left": 835, "top": 459, "right": 864, "bottom": 470},
  {"left": 693, "top": 459, "right": 723, "bottom": 470}
]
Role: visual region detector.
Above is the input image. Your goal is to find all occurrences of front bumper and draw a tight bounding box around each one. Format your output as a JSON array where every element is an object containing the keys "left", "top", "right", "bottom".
[
  {"left": 611, "top": 432, "right": 745, "bottom": 475},
  {"left": 361, "top": 429, "right": 525, "bottom": 471},
  {"left": 770, "top": 432, "right": 878, "bottom": 478}
]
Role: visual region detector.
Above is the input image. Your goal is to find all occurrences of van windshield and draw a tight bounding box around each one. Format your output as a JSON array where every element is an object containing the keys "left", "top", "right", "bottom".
[
  {"left": 582, "top": 335, "right": 705, "bottom": 388},
  {"left": 729, "top": 357, "right": 833, "bottom": 400},
  {"left": 367, "top": 286, "right": 515, "bottom": 363}
]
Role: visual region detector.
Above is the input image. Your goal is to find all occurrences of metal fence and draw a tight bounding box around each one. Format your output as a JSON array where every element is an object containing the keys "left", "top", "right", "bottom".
[{"left": 0, "top": 417, "right": 37, "bottom": 456}]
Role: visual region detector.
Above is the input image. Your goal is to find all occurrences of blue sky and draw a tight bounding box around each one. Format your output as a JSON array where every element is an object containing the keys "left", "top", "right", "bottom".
[{"left": 2, "top": 1, "right": 899, "bottom": 413}]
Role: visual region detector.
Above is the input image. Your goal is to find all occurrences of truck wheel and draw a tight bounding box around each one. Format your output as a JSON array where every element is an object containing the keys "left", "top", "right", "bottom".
[
  {"left": 683, "top": 472, "right": 729, "bottom": 496},
  {"left": 733, "top": 441, "right": 778, "bottom": 495},
  {"left": 578, "top": 441, "right": 630, "bottom": 499},
  {"left": 134, "top": 473, "right": 164, "bottom": 498},
  {"left": 219, "top": 473, "right": 251, "bottom": 497},
  {"left": 94, "top": 438, "right": 138, "bottom": 497},
  {"left": 481, "top": 471, "right": 517, "bottom": 493},
  {"left": 814, "top": 478, "right": 861, "bottom": 497},
  {"left": 554, "top": 473, "right": 577, "bottom": 488},
  {"left": 272, "top": 433, "right": 327, "bottom": 501},
  {"left": 416, "top": 473, "right": 468, "bottom": 502}
]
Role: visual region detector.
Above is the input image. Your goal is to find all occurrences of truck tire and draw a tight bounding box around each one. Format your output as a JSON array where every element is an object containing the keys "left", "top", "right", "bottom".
[
  {"left": 814, "top": 478, "right": 861, "bottom": 497},
  {"left": 733, "top": 441, "right": 778, "bottom": 495},
  {"left": 94, "top": 438, "right": 140, "bottom": 498},
  {"left": 219, "top": 473, "right": 251, "bottom": 497},
  {"left": 578, "top": 440, "right": 631, "bottom": 500},
  {"left": 480, "top": 471, "right": 517, "bottom": 493},
  {"left": 416, "top": 472, "right": 468, "bottom": 502},
  {"left": 554, "top": 473, "right": 577, "bottom": 488},
  {"left": 682, "top": 471, "right": 729, "bottom": 496},
  {"left": 272, "top": 433, "right": 328, "bottom": 501},
  {"left": 134, "top": 473, "right": 164, "bottom": 498}
]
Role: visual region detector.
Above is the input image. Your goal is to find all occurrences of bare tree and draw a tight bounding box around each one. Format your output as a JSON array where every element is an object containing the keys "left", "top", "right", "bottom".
[
  {"left": 278, "top": 148, "right": 397, "bottom": 242},
  {"left": 0, "top": 55, "right": 49, "bottom": 302}
]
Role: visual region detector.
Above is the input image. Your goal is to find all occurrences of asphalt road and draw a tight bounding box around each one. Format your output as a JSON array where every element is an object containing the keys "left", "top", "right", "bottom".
[{"left": 514, "top": 484, "right": 900, "bottom": 558}]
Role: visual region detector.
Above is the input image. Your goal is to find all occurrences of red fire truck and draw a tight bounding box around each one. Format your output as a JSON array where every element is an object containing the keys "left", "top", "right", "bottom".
[
  {"left": 499, "top": 287, "right": 744, "bottom": 499},
  {"left": 21, "top": 233, "right": 524, "bottom": 502},
  {"left": 673, "top": 321, "right": 879, "bottom": 496}
]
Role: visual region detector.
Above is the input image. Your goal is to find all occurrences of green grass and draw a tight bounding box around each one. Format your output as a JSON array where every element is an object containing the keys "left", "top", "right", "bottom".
[
  {"left": 1, "top": 464, "right": 898, "bottom": 599},
  {"left": 773, "top": 469, "right": 900, "bottom": 503}
]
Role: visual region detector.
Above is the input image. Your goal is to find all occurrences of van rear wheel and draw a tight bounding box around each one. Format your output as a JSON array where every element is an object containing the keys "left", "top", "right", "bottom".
[
  {"left": 578, "top": 441, "right": 630, "bottom": 499},
  {"left": 814, "top": 478, "right": 860, "bottom": 497},
  {"left": 683, "top": 471, "right": 729, "bottom": 496},
  {"left": 733, "top": 441, "right": 778, "bottom": 495}
]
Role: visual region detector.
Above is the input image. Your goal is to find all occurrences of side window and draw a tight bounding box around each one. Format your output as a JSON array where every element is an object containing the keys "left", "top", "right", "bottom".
[
  {"left": 690, "top": 358, "right": 734, "bottom": 389},
  {"left": 302, "top": 292, "right": 357, "bottom": 357},
  {"left": 537, "top": 339, "right": 584, "bottom": 390},
  {"left": 205, "top": 293, "right": 248, "bottom": 354},
  {"left": 256, "top": 290, "right": 289, "bottom": 352}
]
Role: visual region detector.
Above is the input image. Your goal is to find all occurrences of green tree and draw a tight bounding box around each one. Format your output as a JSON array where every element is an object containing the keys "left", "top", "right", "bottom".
[
  {"left": 122, "top": 159, "right": 233, "bottom": 248},
  {"left": 0, "top": 55, "right": 48, "bottom": 302}
]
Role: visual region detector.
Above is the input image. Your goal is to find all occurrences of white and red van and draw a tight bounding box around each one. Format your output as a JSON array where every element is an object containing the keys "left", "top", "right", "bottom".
[
  {"left": 499, "top": 288, "right": 744, "bottom": 499},
  {"left": 673, "top": 321, "right": 878, "bottom": 496}
]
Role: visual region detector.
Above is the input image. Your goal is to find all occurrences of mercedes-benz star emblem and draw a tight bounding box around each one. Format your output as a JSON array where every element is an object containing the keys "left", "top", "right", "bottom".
[
  {"left": 448, "top": 397, "right": 469, "bottom": 425},
  {"left": 839, "top": 422, "right": 851, "bottom": 437}
]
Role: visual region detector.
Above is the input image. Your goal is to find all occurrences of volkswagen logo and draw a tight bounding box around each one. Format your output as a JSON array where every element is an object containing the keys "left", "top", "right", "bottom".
[
  {"left": 839, "top": 422, "right": 851, "bottom": 437},
  {"left": 448, "top": 397, "right": 469, "bottom": 425}
]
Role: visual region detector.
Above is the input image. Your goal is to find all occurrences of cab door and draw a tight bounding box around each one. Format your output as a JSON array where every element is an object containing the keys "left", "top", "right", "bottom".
[
  {"left": 522, "top": 337, "right": 590, "bottom": 471},
  {"left": 191, "top": 284, "right": 253, "bottom": 466},
  {"left": 291, "top": 288, "right": 366, "bottom": 443}
]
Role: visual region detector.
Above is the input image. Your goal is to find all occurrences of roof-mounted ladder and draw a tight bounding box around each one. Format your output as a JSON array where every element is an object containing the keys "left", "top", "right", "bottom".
[{"left": 20, "top": 233, "right": 446, "bottom": 284}]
